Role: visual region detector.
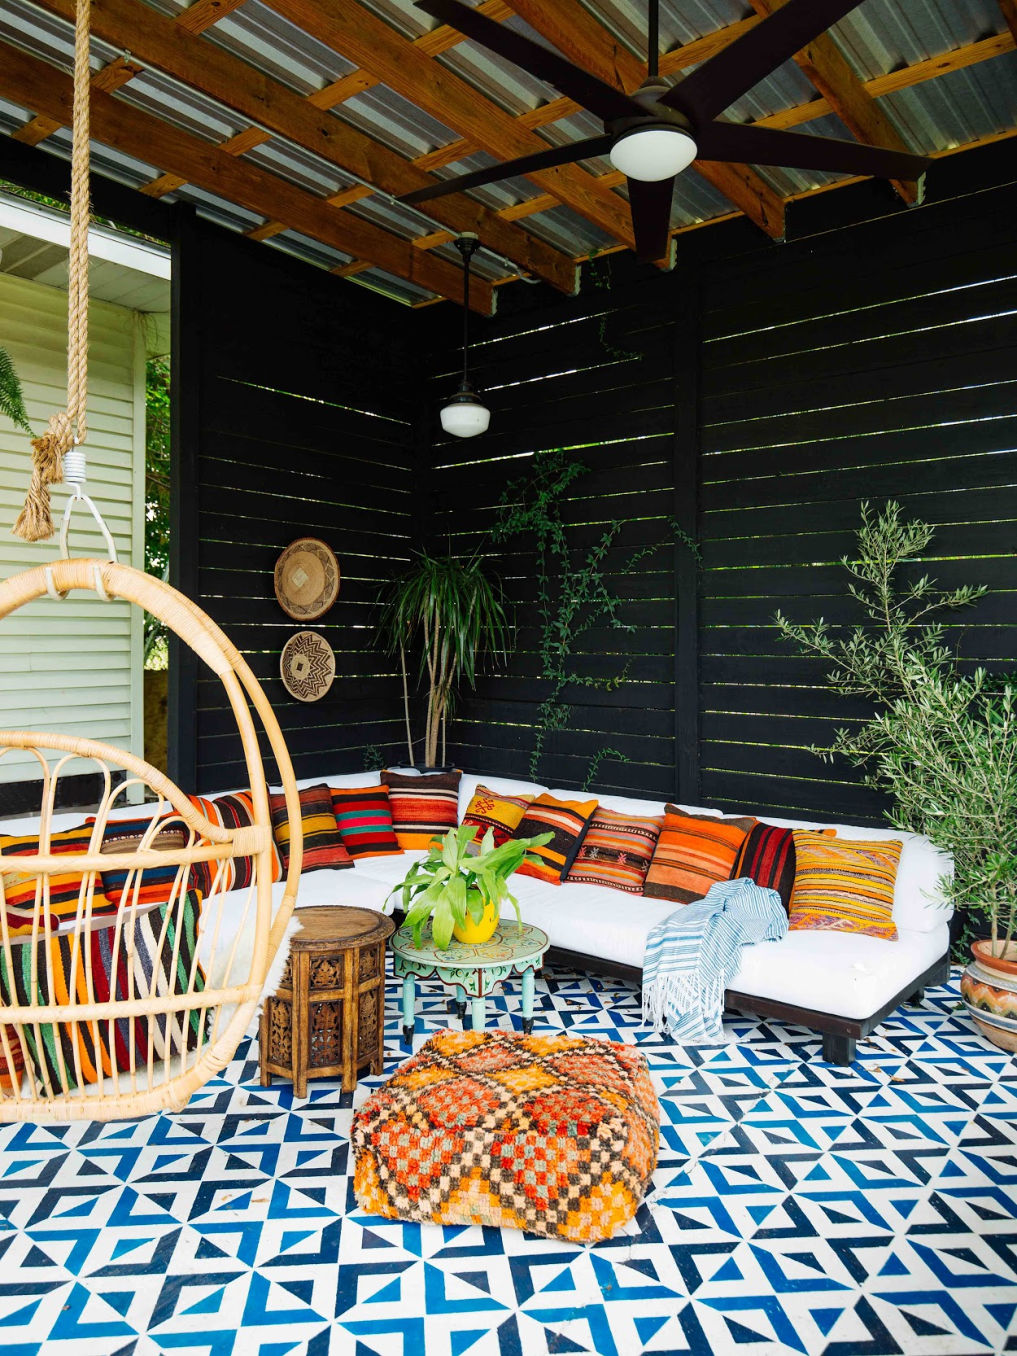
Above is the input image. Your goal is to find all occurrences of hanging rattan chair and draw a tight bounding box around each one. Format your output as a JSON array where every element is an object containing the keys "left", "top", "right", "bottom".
[{"left": 0, "top": 558, "right": 302, "bottom": 1122}]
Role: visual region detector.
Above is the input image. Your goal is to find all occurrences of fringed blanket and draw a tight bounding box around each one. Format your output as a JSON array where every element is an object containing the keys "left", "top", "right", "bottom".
[{"left": 642, "top": 877, "right": 786, "bottom": 1043}]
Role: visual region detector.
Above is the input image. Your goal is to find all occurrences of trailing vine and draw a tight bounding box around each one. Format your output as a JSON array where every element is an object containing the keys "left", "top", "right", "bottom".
[
  {"left": 494, "top": 447, "right": 699, "bottom": 787},
  {"left": 585, "top": 252, "right": 641, "bottom": 364}
]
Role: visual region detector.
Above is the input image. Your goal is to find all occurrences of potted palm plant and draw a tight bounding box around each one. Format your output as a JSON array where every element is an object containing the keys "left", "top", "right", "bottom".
[
  {"left": 776, "top": 501, "right": 1017, "bottom": 1049},
  {"left": 376, "top": 549, "right": 510, "bottom": 769},
  {"left": 389, "top": 824, "right": 552, "bottom": 948}
]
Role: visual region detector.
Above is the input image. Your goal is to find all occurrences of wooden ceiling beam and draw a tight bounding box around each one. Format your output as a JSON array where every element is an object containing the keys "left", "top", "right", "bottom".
[
  {"left": 508, "top": 0, "right": 784, "bottom": 239},
  {"left": 747, "top": 0, "right": 921, "bottom": 204},
  {"left": 0, "top": 40, "right": 492, "bottom": 311},
  {"left": 262, "top": 0, "right": 640, "bottom": 253},
  {"left": 31, "top": 0, "right": 577, "bottom": 293},
  {"left": 999, "top": 2, "right": 1017, "bottom": 43}
]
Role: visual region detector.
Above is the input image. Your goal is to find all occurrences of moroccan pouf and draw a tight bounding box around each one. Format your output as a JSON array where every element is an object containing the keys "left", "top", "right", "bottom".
[{"left": 351, "top": 1030, "right": 660, "bottom": 1243}]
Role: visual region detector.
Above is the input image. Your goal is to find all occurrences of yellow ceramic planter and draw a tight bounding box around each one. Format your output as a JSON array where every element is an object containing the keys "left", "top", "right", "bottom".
[{"left": 453, "top": 902, "right": 499, "bottom": 945}]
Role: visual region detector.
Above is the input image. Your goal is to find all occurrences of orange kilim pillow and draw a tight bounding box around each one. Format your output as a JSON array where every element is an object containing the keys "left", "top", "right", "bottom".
[
  {"left": 352, "top": 1030, "right": 660, "bottom": 1244},
  {"left": 643, "top": 807, "right": 756, "bottom": 904}
]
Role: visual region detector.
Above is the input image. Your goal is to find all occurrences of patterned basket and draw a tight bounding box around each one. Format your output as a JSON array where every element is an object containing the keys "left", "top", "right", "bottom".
[{"left": 352, "top": 1030, "right": 660, "bottom": 1243}]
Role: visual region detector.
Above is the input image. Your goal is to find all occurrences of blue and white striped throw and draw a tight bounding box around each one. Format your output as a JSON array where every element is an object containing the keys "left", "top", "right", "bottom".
[{"left": 642, "top": 877, "right": 787, "bottom": 1043}]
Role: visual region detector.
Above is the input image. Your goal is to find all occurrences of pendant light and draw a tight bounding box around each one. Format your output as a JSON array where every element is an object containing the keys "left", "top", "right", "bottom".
[{"left": 440, "top": 233, "right": 490, "bottom": 439}]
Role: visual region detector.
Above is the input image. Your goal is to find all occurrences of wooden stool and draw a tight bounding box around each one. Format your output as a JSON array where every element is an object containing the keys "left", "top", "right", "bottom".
[{"left": 259, "top": 906, "right": 395, "bottom": 1097}]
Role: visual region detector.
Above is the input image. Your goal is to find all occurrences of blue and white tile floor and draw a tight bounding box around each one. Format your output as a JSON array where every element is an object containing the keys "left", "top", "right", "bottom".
[{"left": 2, "top": 963, "right": 1016, "bottom": 1356}]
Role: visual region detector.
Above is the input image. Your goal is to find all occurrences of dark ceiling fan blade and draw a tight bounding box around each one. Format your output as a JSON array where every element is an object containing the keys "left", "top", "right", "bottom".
[
  {"left": 400, "top": 134, "right": 616, "bottom": 206},
  {"left": 662, "top": 0, "right": 865, "bottom": 123},
  {"left": 627, "top": 177, "right": 674, "bottom": 263},
  {"left": 415, "top": 0, "right": 641, "bottom": 123},
  {"left": 695, "top": 120, "right": 932, "bottom": 179}
]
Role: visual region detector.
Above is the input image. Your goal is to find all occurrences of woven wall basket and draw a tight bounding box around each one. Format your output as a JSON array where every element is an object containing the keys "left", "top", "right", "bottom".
[
  {"left": 274, "top": 538, "right": 340, "bottom": 621},
  {"left": 280, "top": 630, "right": 336, "bottom": 702}
]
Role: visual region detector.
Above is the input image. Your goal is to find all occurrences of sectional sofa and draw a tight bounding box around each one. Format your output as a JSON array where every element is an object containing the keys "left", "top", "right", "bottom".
[{"left": 1, "top": 768, "right": 953, "bottom": 1066}]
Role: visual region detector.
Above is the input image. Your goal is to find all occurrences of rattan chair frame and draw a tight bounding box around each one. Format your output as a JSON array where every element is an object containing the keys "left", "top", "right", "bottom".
[{"left": 0, "top": 558, "right": 302, "bottom": 1122}]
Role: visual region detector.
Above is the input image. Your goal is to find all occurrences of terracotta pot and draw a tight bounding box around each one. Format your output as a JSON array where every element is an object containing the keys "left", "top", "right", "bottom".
[
  {"left": 453, "top": 901, "right": 499, "bottom": 945},
  {"left": 961, "top": 939, "right": 1017, "bottom": 1052}
]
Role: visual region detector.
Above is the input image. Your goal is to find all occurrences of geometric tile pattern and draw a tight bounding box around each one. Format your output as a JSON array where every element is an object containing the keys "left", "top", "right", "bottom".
[{"left": 1, "top": 960, "right": 1016, "bottom": 1355}]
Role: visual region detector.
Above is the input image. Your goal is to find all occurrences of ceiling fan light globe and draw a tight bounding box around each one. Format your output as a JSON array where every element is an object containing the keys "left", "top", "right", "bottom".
[
  {"left": 440, "top": 382, "right": 491, "bottom": 438},
  {"left": 610, "top": 126, "right": 697, "bottom": 182}
]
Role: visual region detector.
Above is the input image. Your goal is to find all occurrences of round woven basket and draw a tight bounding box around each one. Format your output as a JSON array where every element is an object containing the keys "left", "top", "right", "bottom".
[{"left": 274, "top": 538, "right": 340, "bottom": 621}]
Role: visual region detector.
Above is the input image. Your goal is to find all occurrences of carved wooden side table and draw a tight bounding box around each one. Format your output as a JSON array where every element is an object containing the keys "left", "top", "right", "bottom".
[{"left": 259, "top": 906, "right": 394, "bottom": 1097}]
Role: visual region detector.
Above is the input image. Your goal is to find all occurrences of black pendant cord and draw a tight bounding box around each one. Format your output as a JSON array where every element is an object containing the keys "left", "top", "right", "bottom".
[
  {"left": 648, "top": 0, "right": 658, "bottom": 80},
  {"left": 454, "top": 234, "right": 481, "bottom": 386}
]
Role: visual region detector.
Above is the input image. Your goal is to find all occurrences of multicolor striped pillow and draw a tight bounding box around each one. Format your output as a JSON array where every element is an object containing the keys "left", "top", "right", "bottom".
[
  {"left": 461, "top": 784, "right": 533, "bottom": 854},
  {"left": 512, "top": 793, "right": 599, "bottom": 886},
  {"left": 788, "top": 832, "right": 901, "bottom": 941},
  {"left": 643, "top": 808, "right": 756, "bottom": 904},
  {"left": 1, "top": 825, "right": 116, "bottom": 938},
  {"left": 330, "top": 785, "right": 402, "bottom": 859},
  {"left": 188, "top": 791, "right": 284, "bottom": 893},
  {"left": 97, "top": 818, "right": 191, "bottom": 910},
  {"left": 383, "top": 769, "right": 462, "bottom": 850},
  {"left": 566, "top": 808, "right": 664, "bottom": 894},
  {"left": 732, "top": 823, "right": 836, "bottom": 914},
  {"left": 0, "top": 889, "right": 207, "bottom": 1093},
  {"left": 270, "top": 783, "right": 353, "bottom": 874}
]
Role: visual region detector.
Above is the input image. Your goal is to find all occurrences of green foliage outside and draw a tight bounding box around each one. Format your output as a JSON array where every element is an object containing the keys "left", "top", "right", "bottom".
[
  {"left": 493, "top": 447, "right": 699, "bottom": 788},
  {"left": 0, "top": 346, "right": 32, "bottom": 436},
  {"left": 144, "top": 356, "right": 171, "bottom": 669},
  {"left": 776, "top": 501, "right": 1017, "bottom": 958}
]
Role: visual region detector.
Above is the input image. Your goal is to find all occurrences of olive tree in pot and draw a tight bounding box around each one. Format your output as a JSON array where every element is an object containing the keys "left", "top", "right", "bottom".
[
  {"left": 776, "top": 502, "right": 1017, "bottom": 1050},
  {"left": 377, "top": 549, "right": 510, "bottom": 770}
]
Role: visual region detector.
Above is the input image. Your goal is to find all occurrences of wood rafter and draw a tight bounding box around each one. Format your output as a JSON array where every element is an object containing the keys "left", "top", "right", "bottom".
[
  {"left": 261, "top": 0, "right": 641, "bottom": 255},
  {"left": 30, "top": 0, "right": 578, "bottom": 294},
  {"left": 0, "top": 39, "right": 494, "bottom": 311},
  {"left": 748, "top": 0, "right": 920, "bottom": 204},
  {"left": 1000, "top": 2, "right": 1017, "bottom": 43},
  {"left": 508, "top": 0, "right": 784, "bottom": 239}
]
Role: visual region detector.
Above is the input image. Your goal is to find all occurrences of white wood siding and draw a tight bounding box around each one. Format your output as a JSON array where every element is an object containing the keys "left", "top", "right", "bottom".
[{"left": 0, "top": 270, "right": 146, "bottom": 785}]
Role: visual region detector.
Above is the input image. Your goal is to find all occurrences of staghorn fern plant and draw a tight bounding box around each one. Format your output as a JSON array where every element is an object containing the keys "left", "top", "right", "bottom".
[{"left": 0, "top": 346, "right": 32, "bottom": 436}]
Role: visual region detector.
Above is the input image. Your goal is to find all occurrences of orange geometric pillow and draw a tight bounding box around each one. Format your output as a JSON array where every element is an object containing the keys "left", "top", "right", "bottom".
[
  {"left": 512, "top": 793, "right": 599, "bottom": 885},
  {"left": 461, "top": 784, "right": 533, "bottom": 853},
  {"left": 1, "top": 825, "right": 115, "bottom": 937},
  {"left": 643, "top": 807, "right": 756, "bottom": 904},
  {"left": 788, "top": 832, "right": 901, "bottom": 941}
]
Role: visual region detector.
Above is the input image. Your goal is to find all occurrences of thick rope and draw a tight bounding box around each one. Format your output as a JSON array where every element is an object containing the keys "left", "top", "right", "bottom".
[{"left": 13, "top": 0, "right": 91, "bottom": 542}]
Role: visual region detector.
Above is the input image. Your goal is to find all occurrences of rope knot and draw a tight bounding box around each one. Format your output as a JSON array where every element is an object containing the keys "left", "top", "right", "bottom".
[{"left": 12, "top": 412, "right": 74, "bottom": 542}]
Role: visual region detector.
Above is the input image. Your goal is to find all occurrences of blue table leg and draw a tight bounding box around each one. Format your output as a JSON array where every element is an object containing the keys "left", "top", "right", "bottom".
[
  {"left": 471, "top": 996, "right": 486, "bottom": 1033},
  {"left": 401, "top": 974, "right": 416, "bottom": 1046},
  {"left": 521, "top": 966, "right": 535, "bottom": 1034},
  {"left": 454, "top": 985, "right": 467, "bottom": 1026}
]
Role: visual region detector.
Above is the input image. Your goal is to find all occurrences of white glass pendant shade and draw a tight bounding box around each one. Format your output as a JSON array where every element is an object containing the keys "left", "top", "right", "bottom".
[
  {"left": 440, "top": 382, "right": 490, "bottom": 438},
  {"left": 609, "top": 126, "right": 697, "bottom": 182}
]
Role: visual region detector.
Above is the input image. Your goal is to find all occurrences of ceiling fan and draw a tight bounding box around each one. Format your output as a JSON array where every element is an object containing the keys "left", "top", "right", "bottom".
[{"left": 401, "top": 0, "right": 932, "bottom": 263}]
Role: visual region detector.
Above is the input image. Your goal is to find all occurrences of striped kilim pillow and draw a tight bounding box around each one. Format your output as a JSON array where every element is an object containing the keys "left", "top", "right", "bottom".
[
  {"left": 188, "top": 791, "right": 284, "bottom": 893},
  {"left": 732, "top": 823, "right": 836, "bottom": 914},
  {"left": 96, "top": 818, "right": 191, "bottom": 910},
  {"left": 0, "top": 889, "right": 207, "bottom": 1093},
  {"left": 1, "top": 825, "right": 116, "bottom": 938},
  {"left": 789, "top": 832, "right": 901, "bottom": 940},
  {"left": 643, "top": 807, "right": 756, "bottom": 904},
  {"left": 567, "top": 808, "right": 663, "bottom": 894},
  {"left": 512, "top": 793, "right": 599, "bottom": 885},
  {"left": 461, "top": 784, "right": 533, "bottom": 854},
  {"left": 383, "top": 769, "right": 462, "bottom": 850},
  {"left": 270, "top": 784, "right": 353, "bottom": 874},
  {"left": 331, "top": 785, "right": 402, "bottom": 859}
]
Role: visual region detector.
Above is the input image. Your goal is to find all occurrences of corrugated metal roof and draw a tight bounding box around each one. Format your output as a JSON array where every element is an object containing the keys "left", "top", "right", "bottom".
[{"left": 0, "top": 0, "right": 1013, "bottom": 308}]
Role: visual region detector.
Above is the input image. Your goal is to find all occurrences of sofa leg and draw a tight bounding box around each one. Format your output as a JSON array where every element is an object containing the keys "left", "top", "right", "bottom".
[
  {"left": 908, "top": 987, "right": 925, "bottom": 1005},
  {"left": 822, "top": 1032, "right": 856, "bottom": 1065}
]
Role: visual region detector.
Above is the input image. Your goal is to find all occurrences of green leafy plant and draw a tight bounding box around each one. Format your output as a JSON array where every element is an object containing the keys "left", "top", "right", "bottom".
[
  {"left": 143, "top": 356, "right": 171, "bottom": 668},
  {"left": 0, "top": 345, "right": 32, "bottom": 436},
  {"left": 775, "top": 500, "right": 1017, "bottom": 956},
  {"left": 494, "top": 447, "right": 699, "bottom": 784},
  {"left": 389, "top": 824, "right": 552, "bottom": 949},
  {"left": 377, "top": 549, "right": 510, "bottom": 769}
]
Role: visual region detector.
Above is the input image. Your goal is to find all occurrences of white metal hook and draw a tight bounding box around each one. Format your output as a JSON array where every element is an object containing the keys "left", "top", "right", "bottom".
[{"left": 43, "top": 479, "right": 120, "bottom": 602}]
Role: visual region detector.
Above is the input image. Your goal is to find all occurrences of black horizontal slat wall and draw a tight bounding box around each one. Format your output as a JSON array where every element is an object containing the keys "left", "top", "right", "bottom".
[
  {"left": 171, "top": 213, "right": 424, "bottom": 792},
  {"left": 426, "top": 144, "right": 1017, "bottom": 825},
  {"left": 698, "top": 176, "right": 1017, "bottom": 824},
  {"left": 427, "top": 269, "right": 683, "bottom": 800}
]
